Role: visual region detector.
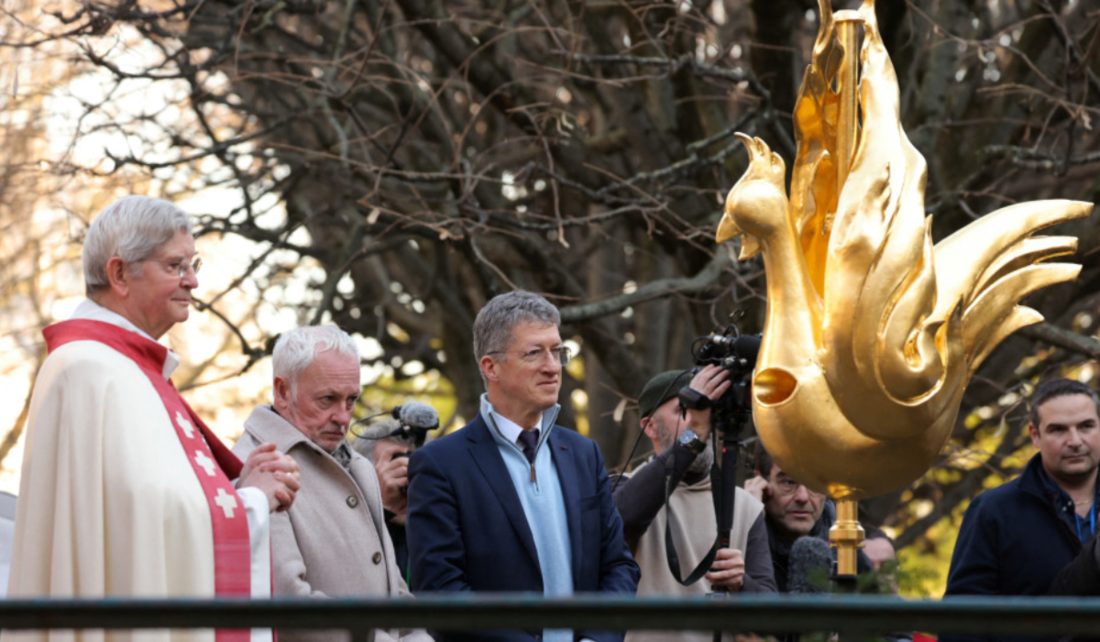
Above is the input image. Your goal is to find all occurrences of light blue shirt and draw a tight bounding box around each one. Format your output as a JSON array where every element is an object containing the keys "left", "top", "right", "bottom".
[{"left": 481, "top": 394, "right": 574, "bottom": 642}]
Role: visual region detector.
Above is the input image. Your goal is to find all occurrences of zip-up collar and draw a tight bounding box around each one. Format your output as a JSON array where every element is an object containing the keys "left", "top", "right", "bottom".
[{"left": 479, "top": 393, "right": 560, "bottom": 469}]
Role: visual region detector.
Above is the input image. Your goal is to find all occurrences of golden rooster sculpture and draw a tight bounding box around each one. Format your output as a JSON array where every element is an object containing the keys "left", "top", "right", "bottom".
[{"left": 716, "top": 0, "right": 1092, "bottom": 567}]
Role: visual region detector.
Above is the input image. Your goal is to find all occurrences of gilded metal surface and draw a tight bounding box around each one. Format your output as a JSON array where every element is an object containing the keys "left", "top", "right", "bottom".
[
  {"left": 833, "top": 10, "right": 860, "bottom": 192},
  {"left": 716, "top": 0, "right": 1092, "bottom": 506},
  {"left": 831, "top": 498, "right": 864, "bottom": 577}
]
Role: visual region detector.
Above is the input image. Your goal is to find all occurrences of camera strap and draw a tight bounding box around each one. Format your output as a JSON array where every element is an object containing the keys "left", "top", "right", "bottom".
[
  {"left": 662, "top": 455, "right": 722, "bottom": 586},
  {"left": 662, "top": 422, "right": 744, "bottom": 587}
]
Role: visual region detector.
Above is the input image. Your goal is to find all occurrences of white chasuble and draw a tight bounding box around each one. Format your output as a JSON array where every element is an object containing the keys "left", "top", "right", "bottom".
[{"left": 7, "top": 318, "right": 269, "bottom": 642}]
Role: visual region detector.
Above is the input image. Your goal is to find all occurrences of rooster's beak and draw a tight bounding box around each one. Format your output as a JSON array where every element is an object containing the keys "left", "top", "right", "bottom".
[
  {"left": 716, "top": 214, "right": 761, "bottom": 260},
  {"left": 715, "top": 213, "right": 741, "bottom": 245}
]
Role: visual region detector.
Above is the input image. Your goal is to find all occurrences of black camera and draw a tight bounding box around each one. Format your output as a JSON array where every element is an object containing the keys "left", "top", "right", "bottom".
[{"left": 679, "top": 328, "right": 760, "bottom": 416}]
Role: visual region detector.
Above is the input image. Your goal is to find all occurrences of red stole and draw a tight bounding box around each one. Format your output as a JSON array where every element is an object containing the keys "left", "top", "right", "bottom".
[{"left": 45, "top": 319, "right": 251, "bottom": 642}]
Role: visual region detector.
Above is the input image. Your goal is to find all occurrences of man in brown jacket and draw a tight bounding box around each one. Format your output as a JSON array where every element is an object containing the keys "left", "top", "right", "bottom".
[{"left": 233, "top": 325, "right": 431, "bottom": 642}]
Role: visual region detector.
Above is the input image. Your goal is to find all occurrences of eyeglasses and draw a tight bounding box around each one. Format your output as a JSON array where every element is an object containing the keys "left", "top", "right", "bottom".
[
  {"left": 773, "top": 476, "right": 823, "bottom": 497},
  {"left": 489, "top": 346, "right": 572, "bottom": 366},
  {"left": 147, "top": 257, "right": 202, "bottom": 279}
]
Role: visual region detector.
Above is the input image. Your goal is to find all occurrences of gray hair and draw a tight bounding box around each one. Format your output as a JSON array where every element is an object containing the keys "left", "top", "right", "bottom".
[
  {"left": 83, "top": 196, "right": 193, "bottom": 296},
  {"left": 351, "top": 418, "right": 416, "bottom": 463},
  {"left": 473, "top": 291, "right": 561, "bottom": 386},
  {"left": 273, "top": 326, "right": 360, "bottom": 394}
]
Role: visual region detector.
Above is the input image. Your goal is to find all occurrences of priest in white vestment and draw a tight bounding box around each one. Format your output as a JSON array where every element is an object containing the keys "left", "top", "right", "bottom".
[{"left": 7, "top": 196, "right": 302, "bottom": 642}]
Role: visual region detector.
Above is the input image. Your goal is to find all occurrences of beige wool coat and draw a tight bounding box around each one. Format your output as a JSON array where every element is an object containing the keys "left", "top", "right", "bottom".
[{"left": 234, "top": 405, "right": 431, "bottom": 642}]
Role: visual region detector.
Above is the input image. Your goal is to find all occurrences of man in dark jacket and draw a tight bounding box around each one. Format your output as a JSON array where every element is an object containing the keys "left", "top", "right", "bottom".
[
  {"left": 944, "top": 378, "right": 1100, "bottom": 642},
  {"left": 406, "top": 291, "right": 639, "bottom": 642},
  {"left": 745, "top": 444, "right": 869, "bottom": 591}
]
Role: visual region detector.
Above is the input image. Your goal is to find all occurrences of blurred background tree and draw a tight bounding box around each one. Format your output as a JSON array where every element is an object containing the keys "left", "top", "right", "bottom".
[{"left": 2, "top": 0, "right": 1098, "bottom": 594}]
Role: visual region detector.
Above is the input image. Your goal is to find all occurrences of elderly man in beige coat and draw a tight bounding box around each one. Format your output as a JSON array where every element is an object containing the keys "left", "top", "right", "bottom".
[{"left": 233, "top": 325, "right": 430, "bottom": 642}]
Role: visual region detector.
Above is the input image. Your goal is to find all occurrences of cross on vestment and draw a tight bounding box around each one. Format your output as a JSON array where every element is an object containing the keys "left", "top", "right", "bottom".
[
  {"left": 194, "top": 451, "right": 217, "bottom": 476},
  {"left": 214, "top": 488, "right": 238, "bottom": 518},
  {"left": 175, "top": 411, "right": 195, "bottom": 439}
]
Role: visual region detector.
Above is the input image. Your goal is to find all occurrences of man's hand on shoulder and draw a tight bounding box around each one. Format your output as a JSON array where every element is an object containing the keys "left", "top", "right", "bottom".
[
  {"left": 238, "top": 442, "right": 301, "bottom": 513},
  {"left": 706, "top": 547, "right": 746, "bottom": 591}
]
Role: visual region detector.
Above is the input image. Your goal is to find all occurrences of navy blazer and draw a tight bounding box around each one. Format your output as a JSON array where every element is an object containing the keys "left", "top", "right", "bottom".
[{"left": 406, "top": 414, "right": 640, "bottom": 642}]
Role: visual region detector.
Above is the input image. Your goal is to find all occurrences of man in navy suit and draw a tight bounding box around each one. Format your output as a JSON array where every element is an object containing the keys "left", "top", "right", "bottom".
[{"left": 406, "top": 290, "right": 640, "bottom": 642}]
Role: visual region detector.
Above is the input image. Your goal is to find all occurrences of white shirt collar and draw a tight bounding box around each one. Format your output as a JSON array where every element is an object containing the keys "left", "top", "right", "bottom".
[
  {"left": 491, "top": 409, "right": 543, "bottom": 445},
  {"left": 72, "top": 298, "right": 180, "bottom": 379}
]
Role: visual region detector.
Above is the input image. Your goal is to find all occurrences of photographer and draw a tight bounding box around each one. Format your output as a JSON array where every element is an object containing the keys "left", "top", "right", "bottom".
[
  {"left": 352, "top": 401, "right": 440, "bottom": 580},
  {"left": 614, "top": 366, "right": 777, "bottom": 642},
  {"left": 353, "top": 417, "right": 419, "bottom": 577}
]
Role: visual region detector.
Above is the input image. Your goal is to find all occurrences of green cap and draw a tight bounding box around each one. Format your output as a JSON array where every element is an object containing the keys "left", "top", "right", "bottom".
[{"left": 638, "top": 370, "right": 692, "bottom": 419}]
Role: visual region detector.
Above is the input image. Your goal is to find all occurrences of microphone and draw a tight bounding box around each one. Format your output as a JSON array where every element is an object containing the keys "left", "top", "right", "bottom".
[
  {"left": 393, "top": 400, "right": 440, "bottom": 430},
  {"left": 349, "top": 402, "right": 441, "bottom": 447},
  {"left": 392, "top": 401, "right": 440, "bottom": 432},
  {"left": 787, "top": 536, "right": 832, "bottom": 594}
]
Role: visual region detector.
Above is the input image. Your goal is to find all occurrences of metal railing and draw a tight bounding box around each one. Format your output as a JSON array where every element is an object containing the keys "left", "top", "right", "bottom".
[{"left": 3, "top": 595, "right": 1100, "bottom": 639}]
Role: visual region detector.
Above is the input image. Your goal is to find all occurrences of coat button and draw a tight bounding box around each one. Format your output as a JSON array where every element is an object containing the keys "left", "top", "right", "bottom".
[
  {"left": 372, "top": 552, "right": 382, "bottom": 565},
  {"left": 347, "top": 496, "right": 359, "bottom": 508}
]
